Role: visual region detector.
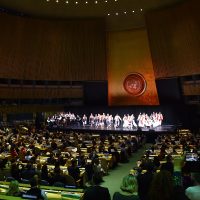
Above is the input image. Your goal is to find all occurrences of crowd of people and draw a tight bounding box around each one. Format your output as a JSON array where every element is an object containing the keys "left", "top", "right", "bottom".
[
  {"left": 82, "top": 131, "right": 200, "bottom": 200},
  {"left": 0, "top": 124, "right": 145, "bottom": 199},
  {"left": 82, "top": 170, "right": 200, "bottom": 200},
  {"left": 47, "top": 111, "right": 164, "bottom": 129},
  {"left": 0, "top": 122, "right": 200, "bottom": 200}
]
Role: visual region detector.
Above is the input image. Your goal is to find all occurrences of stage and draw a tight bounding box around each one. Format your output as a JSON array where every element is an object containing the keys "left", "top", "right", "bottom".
[{"left": 47, "top": 124, "right": 177, "bottom": 134}]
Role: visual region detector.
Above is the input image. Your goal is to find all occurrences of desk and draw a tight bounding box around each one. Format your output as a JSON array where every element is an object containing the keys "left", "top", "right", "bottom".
[
  {"left": 0, "top": 182, "right": 84, "bottom": 200},
  {"left": 130, "top": 169, "right": 161, "bottom": 175}
]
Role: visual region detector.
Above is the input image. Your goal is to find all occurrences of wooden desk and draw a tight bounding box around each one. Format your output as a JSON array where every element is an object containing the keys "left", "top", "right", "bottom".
[{"left": 0, "top": 182, "right": 84, "bottom": 200}]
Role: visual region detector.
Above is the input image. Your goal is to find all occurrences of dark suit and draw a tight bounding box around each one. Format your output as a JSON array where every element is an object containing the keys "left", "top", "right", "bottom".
[
  {"left": 137, "top": 171, "right": 154, "bottom": 200},
  {"left": 67, "top": 166, "right": 80, "bottom": 181},
  {"left": 26, "top": 187, "right": 44, "bottom": 200},
  {"left": 160, "top": 162, "right": 174, "bottom": 175},
  {"left": 83, "top": 185, "right": 111, "bottom": 200}
]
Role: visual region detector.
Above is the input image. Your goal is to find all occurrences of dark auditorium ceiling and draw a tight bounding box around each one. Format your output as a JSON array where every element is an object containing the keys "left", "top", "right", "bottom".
[{"left": 0, "top": 0, "right": 185, "bottom": 30}]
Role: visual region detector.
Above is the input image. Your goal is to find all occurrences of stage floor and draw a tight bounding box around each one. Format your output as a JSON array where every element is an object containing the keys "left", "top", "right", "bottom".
[{"left": 48, "top": 124, "right": 177, "bottom": 134}]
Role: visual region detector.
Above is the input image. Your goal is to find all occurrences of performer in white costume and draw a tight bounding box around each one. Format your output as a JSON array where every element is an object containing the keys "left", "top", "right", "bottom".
[
  {"left": 114, "top": 114, "right": 121, "bottom": 128},
  {"left": 47, "top": 111, "right": 164, "bottom": 129},
  {"left": 123, "top": 114, "right": 129, "bottom": 128},
  {"left": 89, "top": 113, "right": 95, "bottom": 127},
  {"left": 82, "top": 114, "right": 87, "bottom": 126}
]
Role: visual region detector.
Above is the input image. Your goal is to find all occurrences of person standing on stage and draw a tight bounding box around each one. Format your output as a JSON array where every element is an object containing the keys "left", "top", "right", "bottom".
[
  {"left": 106, "top": 114, "right": 110, "bottom": 127},
  {"left": 107, "top": 114, "right": 113, "bottom": 128},
  {"left": 94, "top": 114, "right": 98, "bottom": 127},
  {"left": 122, "top": 114, "right": 129, "bottom": 128},
  {"left": 89, "top": 113, "right": 94, "bottom": 127},
  {"left": 131, "top": 114, "right": 138, "bottom": 128},
  {"left": 114, "top": 114, "right": 121, "bottom": 128},
  {"left": 82, "top": 114, "right": 87, "bottom": 126},
  {"left": 158, "top": 112, "right": 164, "bottom": 126}
]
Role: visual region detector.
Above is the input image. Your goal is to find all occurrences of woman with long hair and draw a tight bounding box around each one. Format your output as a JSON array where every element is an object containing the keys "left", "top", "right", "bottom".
[
  {"left": 6, "top": 180, "right": 22, "bottom": 197},
  {"left": 113, "top": 174, "right": 139, "bottom": 200},
  {"left": 148, "top": 170, "right": 173, "bottom": 200}
]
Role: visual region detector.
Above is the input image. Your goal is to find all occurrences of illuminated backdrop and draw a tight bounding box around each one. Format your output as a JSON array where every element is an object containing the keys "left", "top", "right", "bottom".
[{"left": 107, "top": 28, "right": 159, "bottom": 105}]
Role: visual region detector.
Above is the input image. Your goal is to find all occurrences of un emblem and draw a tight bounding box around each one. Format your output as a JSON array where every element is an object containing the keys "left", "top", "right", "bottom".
[{"left": 123, "top": 73, "right": 147, "bottom": 96}]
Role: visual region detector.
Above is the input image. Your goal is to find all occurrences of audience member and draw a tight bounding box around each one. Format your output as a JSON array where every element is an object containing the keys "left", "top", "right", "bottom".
[
  {"left": 83, "top": 172, "right": 111, "bottom": 200},
  {"left": 6, "top": 180, "right": 22, "bottom": 197},
  {"left": 137, "top": 163, "right": 154, "bottom": 200},
  {"left": 41, "top": 163, "right": 49, "bottom": 182},
  {"left": 50, "top": 167, "right": 66, "bottom": 186},
  {"left": 26, "top": 177, "right": 47, "bottom": 200},
  {"left": 160, "top": 154, "right": 174, "bottom": 175},
  {"left": 21, "top": 163, "right": 36, "bottom": 180},
  {"left": 153, "top": 156, "right": 160, "bottom": 169},
  {"left": 182, "top": 164, "right": 193, "bottom": 190},
  {"left": 148, "top": 170, "right": 173, "bottom": 200},
  {"left": 67, "top": 159, "right": 80, "bottom": 182},
  {"left": 93, "top": 158, "right": 104, "bottom": 179},
  {"left": 113, "top": 174, "right": 139, "bottom": 200},
  {"left": 10, "top": 160, "right": 20, "bottom": 181}
]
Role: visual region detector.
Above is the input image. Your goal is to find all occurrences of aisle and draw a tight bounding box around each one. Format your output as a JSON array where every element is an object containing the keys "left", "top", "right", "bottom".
[{"left": 101, "top": 144, "right": 150, "bottom": 198}]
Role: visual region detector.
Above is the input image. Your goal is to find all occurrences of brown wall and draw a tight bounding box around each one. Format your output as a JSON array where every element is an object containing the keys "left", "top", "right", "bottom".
[
  {"left": 0, "top": 85, "right": 83, "bottom": 99},
  {"left": 182, "top": 81, "right": 200, "bottom": 96},
  {"left": 0, "top": 13, "right": 107, "bottom": 81},
  {"left": 146, "top": 0, "right": 200, "bottom": 79},
  {"left": 0, "top": 105, "right": 64, "bottom": 114}
]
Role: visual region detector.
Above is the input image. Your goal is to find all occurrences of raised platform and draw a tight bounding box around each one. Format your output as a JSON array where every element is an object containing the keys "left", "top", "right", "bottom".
[{"left": 47, "top": 124, "right": 177, "bottom": 134}]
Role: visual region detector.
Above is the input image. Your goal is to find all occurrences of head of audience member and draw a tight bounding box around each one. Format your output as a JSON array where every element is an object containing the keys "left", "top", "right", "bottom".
[
  {"left": 166, "top": 154, "right": 173, "bottom": 162},
  {"left": 146, "top": 162, "right": 155, "bottom": 173},
  {"left": 92, "top": 172, "right": 103, "bottom": 185},
  {"left": 6, "top": 180, "right": 21, "bottom": 197},
  {"left": 145, "top": 150, "right": 151, "bottom": 158},
  {"left": 36, "top": 163, "right": 42, "bottom": 171},
  {"left": 71, "top": 159, "right": 78, "bottom": 167},
  {"left": 140, "top": 156, "right": 153, "bottom": 171},
  {"left": 54, "top": 167, "right": 61, "bottom": 175},
  {"left": 148, "top": 170, "right": 173, "bottom": 200},
  {"left": 26, "top": 163, "right": 33, "bottom": 170},
  {"left": 120, "top": 174, "right": 138, "bottom": 194},
  {"left": 93, "top": 158, "right": 100, "bottom": 166},
  {"left": 41, "top": 163, "right": 48, "bottom": 173},
  {"left": 30, "top": 177, "right": 39, "bottom": 188},
  {"left": 153, "top": 156, "right": 160, "bottom": 168}
]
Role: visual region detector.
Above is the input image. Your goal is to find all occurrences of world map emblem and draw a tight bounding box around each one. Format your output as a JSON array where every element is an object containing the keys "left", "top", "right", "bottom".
[{"left": 123, "top": 73, "right": 147, "bottom": 96}]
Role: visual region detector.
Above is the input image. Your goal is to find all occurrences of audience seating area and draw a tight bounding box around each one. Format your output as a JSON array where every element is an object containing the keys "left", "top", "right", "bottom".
[
  {"left": 0, "top": 124, "right": 145, "bottom": 199},
  {"left": 130, "top": 129, "right": 200, "bottom": 190},
  {"left": 0, "top": 181, "right": 83, "bottom": 200},
  {"left": 0, "top": 124, "right": 200, "bottom": 200}
]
